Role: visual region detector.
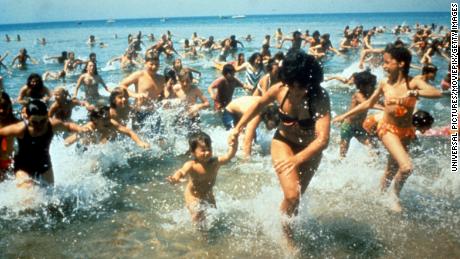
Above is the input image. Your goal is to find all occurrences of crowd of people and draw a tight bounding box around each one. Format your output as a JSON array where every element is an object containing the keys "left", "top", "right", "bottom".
[{"left": 0, "top": 22, "right": 452, "bottom": 249}]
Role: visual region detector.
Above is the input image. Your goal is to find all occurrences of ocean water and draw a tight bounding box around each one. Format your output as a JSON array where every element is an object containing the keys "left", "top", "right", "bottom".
[{"left": 0, "top": 12, "right": 458, "bottom": 258}]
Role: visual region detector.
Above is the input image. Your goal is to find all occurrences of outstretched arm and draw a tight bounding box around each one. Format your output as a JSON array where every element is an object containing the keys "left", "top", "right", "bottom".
[
  {"left": 112, "top": 120, "right": 150, "bottom": 148},
  {"left": 333, "top": 82, "right": 384, "bottom": 123},
  {"left": 0, "top": 121, "right": 25, "bottom": 137},
  {"left": 230, "top": 84, "right": 278, "bottom": 144},
  {"left": 167, "top": 161, "right": 193, "bottom": 184},
  {"left": 218, "top": 135, "right": 238, "bottom": 165},
  {"left": 51, "top": 118, "right": 90, "bottom": 133}
]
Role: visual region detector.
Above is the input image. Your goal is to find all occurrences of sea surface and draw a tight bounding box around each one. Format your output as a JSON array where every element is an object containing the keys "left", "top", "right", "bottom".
[{"left": 0, "top": 12, "right": 458, "bottom": 258}]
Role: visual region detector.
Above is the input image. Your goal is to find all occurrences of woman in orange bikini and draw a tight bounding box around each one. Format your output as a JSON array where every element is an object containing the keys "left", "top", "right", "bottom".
[
  {"left": 334, "top": 44, "right": 441, "bottom": 212},
  {"left": 0, "top": 92, "right": 19, "bottom": 181}
]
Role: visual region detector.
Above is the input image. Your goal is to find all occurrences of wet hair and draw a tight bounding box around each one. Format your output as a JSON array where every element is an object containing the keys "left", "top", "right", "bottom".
[
  {"left": 266, "top": 58, "right": 279, "bottom": 72},
  {"left": 293, "top": 31, "right": 301, "bottom": 38},
  {"left": 82, "top": 61, "right": 98, "bottom": 75},
  {"left": 384, "top": 44, "right": 412, "bottom": 76},
  {"left": 222, "top": 64, "right": 235, "bottom": 76},
  {"left": 279, "top": 49, "right": 323, "bottom": 90},
  {"left": 248, "top": 52, "right": 262, "bottom": 67},
  {"left": 237, "top": 53, "right": 245, "bottom": 61},
  {"left": 163, "top": 67, "right": 177, "bottom": 83},
  {"left": 412, "top": 110, "right": 434, "bottom": 129},
  {"left": 89, "top": 105, "right": 110, "bottom": 122},
  {"left": 188, "top": 131, "right": 212, "bottom": 152},
  {"left": 422, "top": 64, "right": 438, "bottom": 75},
  {"left": 109, "top": 87, "right": 128, "bottom": 108},
  {"left": 26, "top": 99, "right": 48, "bottom": 116},
  {"left": 0, "top": 92, "right": 17, "bottom": 123},
  {"left": 393, "top": 39, "right": 405, "bottom": 48},
  {"left": 27, "top": 73, "right": 44, "bottom": 90},
  {"left": 312, "top": 30, "right": 320, "bottom": 38},
  {"left": 354, "top": 70, "right": 377, "bottom": 98},
  {"left": 273, "top": 51, "right": 285, "bottom": 61},
  {"left": 260, "top": 105, "right": 280, "bottom": 129}
]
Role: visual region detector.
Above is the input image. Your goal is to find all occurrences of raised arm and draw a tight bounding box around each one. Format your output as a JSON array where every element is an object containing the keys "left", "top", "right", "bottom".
[{"left": 218, "top": 134, "right": 238, "bottom": 165}]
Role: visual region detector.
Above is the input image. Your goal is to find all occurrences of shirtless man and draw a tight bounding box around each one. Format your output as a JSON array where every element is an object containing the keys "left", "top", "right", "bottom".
[
  {"left": 207, "top": 64, "right": 251, "bottom": 111},
  {"left": 120, "top": 56, "right": 165, "bottom": 123},
  {"left": 11, "top": 48, "right": 38, "bottom": 69}
]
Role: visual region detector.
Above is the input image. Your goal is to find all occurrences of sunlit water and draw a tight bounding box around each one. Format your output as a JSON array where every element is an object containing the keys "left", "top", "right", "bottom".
[{"left": 0, "top": 12, "right": 458, "bottom": 258}]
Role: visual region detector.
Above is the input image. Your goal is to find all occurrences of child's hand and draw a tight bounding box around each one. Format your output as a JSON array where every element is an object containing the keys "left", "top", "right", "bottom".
[
  {"left": 138, "top": 141, "right": 150, "bottom": 149},
  {"left": 228, "top": 129, "right": 239, "bottom": 146},
  {"left": 166, "top": 175, "right": 178, "bottom": 184}
]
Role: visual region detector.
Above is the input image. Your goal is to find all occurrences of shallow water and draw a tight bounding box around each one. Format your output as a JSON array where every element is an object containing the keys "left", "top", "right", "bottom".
[{"left": 0, "top": 12, "right": 458, "bottom": 258}]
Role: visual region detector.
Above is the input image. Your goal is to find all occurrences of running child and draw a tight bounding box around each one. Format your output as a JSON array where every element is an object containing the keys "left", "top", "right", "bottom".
[
  {"left": 333, "top": 44, "right": 441, "bottom": 212},
  {"left": 167, "top": 131, "right": 237, "bottom": 227}
]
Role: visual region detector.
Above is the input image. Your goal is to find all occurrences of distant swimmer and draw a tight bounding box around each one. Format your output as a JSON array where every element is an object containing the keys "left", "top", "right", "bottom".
[{"left": 11, "top": 48, "right": 38, "bottom": 69}]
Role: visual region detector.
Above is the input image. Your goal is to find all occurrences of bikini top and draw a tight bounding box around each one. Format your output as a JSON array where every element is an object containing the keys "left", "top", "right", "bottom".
[
  {"left": 278, "top": 88, "right": 330, "bottom": 131},
  {"left": 393, "top": 79, "right": 417, "bottom": 117}
]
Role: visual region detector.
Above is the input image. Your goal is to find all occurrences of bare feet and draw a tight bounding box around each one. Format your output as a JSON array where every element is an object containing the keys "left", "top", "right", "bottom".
[{"left": 389, "top": 192, "right": 403, "bottom": 213}]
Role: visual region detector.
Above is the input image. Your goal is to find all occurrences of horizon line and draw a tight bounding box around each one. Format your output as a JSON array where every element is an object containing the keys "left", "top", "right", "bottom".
[{"left": 0, "top": 10, "right": 449, "bottom": 26}]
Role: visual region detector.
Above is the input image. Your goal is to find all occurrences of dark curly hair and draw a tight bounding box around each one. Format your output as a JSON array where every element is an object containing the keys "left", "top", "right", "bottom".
[
  {"left": 279, "top": 50, "right": 323, "bottom": 90},
  {"left": 354, "top": 70, "right": 377, "bottom": 98},
  {"left": 188, "top": 131, "right": 212, "bottom": 152}
]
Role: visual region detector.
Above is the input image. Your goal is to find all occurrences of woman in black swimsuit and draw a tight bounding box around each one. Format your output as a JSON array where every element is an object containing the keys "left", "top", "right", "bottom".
[
  {"left": 229, "top": 50, "right": 330, "bottom": 246},
  {"left": 0, "top": 100, "right": 88, "bottom": 188}
]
